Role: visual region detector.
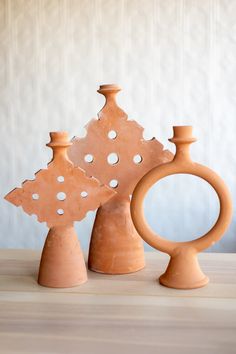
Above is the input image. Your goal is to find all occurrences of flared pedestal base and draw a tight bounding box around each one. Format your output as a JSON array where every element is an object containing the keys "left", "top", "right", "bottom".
[
  {"left": 38, "top": 225, "right": 87, "bottom": 288},
  {"left": 159, "top": 250, "right": 209, "bottom": 289},
  {"left": 88, "top": 197, "right": 145, "bottom": 274}
]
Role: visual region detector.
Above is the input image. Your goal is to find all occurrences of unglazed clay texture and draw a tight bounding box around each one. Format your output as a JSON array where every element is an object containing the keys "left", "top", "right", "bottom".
[
  {"left": 1, "top": 1, "right": 236, "bottom": 253},
  {"left": 69, "top": 85, "right": 172, "bottom": 198},
  {"left": 131, "top": 126, "right": 233, "bottom": 289},
  {"left": 5, "top": 133, "right": 115, "bottom": 228},
  {"left": 68, "top": 84, "right": 173, "bottom": 275},
  {"left": 5, "top": 132, "right": 115, "bottom": 288}
]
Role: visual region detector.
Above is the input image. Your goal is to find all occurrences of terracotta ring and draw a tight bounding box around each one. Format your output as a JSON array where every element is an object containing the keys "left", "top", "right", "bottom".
[{"left": 131, "top": 161, "right": 232, "bottom": 256}]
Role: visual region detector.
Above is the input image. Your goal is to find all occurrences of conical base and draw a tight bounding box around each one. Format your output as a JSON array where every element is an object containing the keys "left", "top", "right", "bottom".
[
  {"left": 38, "top": 225, "right": 87, "bottom": 288},
  {"left": 159, "top": 249, "right": 209, "bottom": 289},
  {"left": 88, "top": 197, "right": 145, "bottom": 274}
]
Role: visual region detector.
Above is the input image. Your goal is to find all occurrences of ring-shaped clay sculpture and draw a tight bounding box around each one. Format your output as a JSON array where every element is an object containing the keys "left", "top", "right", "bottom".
[{"left": 131, "top": 126, "right": 232, "bottom": 289}]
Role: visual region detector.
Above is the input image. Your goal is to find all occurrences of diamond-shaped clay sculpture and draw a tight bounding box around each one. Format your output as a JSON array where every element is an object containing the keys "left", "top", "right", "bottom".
[
  {"left": 68, "top": 84, "right": 173, "bottom": 274},
  {"left": 5, "top": 131, "right": 115, "bottom": 288}
]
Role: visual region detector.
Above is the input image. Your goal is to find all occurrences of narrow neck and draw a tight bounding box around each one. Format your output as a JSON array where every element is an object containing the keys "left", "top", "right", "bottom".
[
  {"left": 47, "top": 132, "right": 72, "bottom": 164},
  {"left": 173, "top": 143, "right": 192, "bottom": 163},
  {"left": 102, "top": 91, "right": 118, "bottom": 107},
  {"left": 52, "top": 146, "right": 69, "bottom": 161}
]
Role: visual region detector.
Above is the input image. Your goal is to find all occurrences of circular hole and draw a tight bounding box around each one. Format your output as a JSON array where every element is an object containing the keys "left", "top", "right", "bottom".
[
  {"left": 32, "top": 193, "right": 39, "bottom": 200},
  {"left": 81, "top": 191, "right": 88, "bottom": 198},
  {"left": 57, "top": 176, "right": 64, "bottom": 183},
  {"left": 107, "top": 153, "right": 119, "bottom": 165},
  {"left": 109, "top": 179, "right": 119, "bottom": 188},
  {"left": 108, "top": 130, "right": 117, "bottom": 139},
  {"left": 57, "top": 192, "right": 66, "bottom": 201},
  {"left": 133, "top": 154, "right": 143, "bottom": 164},
  {"left": 144, "top": 174, "right": 219, "bottom": 243},
  {"left": 84, "top": 154, "right": 94, "bottom": 163},
  {"left": 57, "top": 209, "right": 64, "bottom": 215}
]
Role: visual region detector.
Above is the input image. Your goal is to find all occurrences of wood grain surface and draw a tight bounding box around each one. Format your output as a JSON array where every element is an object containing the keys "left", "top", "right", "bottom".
[{"left": 0, "top": 250, "right": 235, "bottom": 354}]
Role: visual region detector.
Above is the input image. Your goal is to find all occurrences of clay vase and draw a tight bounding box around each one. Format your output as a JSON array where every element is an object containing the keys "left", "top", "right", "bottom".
[
  {"left": 5, "top": 132, "right": 115, "bottom": 288},
  {"left": 131, "top": 126, "right": 233, "bottom": 289},
  {"left": 68, "top": 84, "right": 173, "bottom": 274}
]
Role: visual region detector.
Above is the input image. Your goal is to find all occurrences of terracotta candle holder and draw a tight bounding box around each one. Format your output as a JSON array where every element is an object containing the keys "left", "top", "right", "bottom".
[
  {"left": 68, "top": 84, "right": 173, "bottom": 274},
  {"left": 5, "top": 132, "right": 115, "bottom": 288},
  {"left": 131, "top": 126, "right": 233, "bottom": 289}
]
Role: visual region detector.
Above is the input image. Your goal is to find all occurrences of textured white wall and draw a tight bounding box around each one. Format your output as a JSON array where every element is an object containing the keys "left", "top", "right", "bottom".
[{"left": 1, "top": 0, "right": 235, "bottom": 252}]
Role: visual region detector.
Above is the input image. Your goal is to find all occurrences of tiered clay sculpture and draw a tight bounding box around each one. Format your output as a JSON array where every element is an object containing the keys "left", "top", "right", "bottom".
[
  {"left": 68, "top": 84, "right": 173, "bottom": 274},
  {"left": 5, "top": 132, "right": 115, "bottom": 288},
  {"left": 131, "top": 126, "right": 232, "bottom": 289}
]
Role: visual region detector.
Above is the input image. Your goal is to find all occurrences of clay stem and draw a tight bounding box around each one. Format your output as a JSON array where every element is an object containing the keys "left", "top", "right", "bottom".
[
  {"left": 52, "top": 146, "right": 69, "bottom": 161},
  {"left": 173, "top": 143, "right": 192, "bottom": 163},
  {"left": 103, "top": 92, "right": 117, "bottom": 105}
]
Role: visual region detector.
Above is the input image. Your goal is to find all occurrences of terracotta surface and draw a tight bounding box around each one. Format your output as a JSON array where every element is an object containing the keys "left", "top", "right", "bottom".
[
  {"left": 131, "top": 126, "right": 233, "bottom": 289},
  {"left": 88, "top": 196, "right": 145, "bottom": 274},
  {"left": 68, "top": 84, "right": 173, "bottom": 274},
  {"left": 5, "top": 131, "right": 115, "bottom": 288}
]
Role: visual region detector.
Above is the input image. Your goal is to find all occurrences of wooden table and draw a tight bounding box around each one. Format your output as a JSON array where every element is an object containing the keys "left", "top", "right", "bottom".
[{"left": 0, "top": 250, "right": 236, "bottom": 354}]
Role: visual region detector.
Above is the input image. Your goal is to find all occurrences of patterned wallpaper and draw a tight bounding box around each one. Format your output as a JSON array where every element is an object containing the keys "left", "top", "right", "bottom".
[{"left": 1, "top": 0, "right": 235, "bottom": 252}]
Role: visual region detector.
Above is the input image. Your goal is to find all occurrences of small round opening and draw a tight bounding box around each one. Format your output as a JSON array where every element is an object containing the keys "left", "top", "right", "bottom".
[
  {"left": 107, "top": 153, "right": 119, "bottom": 165},
  {"left": 81, "top": 191, "right": 88, "bottom": 198},
  {"left": 108, "top": 130, "right": 117, "bottom": 139},
  {"left": 109, "top": 179, "right": 119, "bottom": 188},
  {"left": 84, "top": 154, "right": 94, "bottom": 163},
  {"left": 133, "top": 154, "right": 143, "bottom": 164},
  {"left": 32, "top": 193, "right": 39, "bottom": 200},
  {"left": 57, "top": 176, "right": 64, "bottom": 183},
  {"left": 57, "top": 192, "right": 66, "bottom": 201},
  {"left": 57, "top": 209, "right": 64, "bottom": 215}
]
